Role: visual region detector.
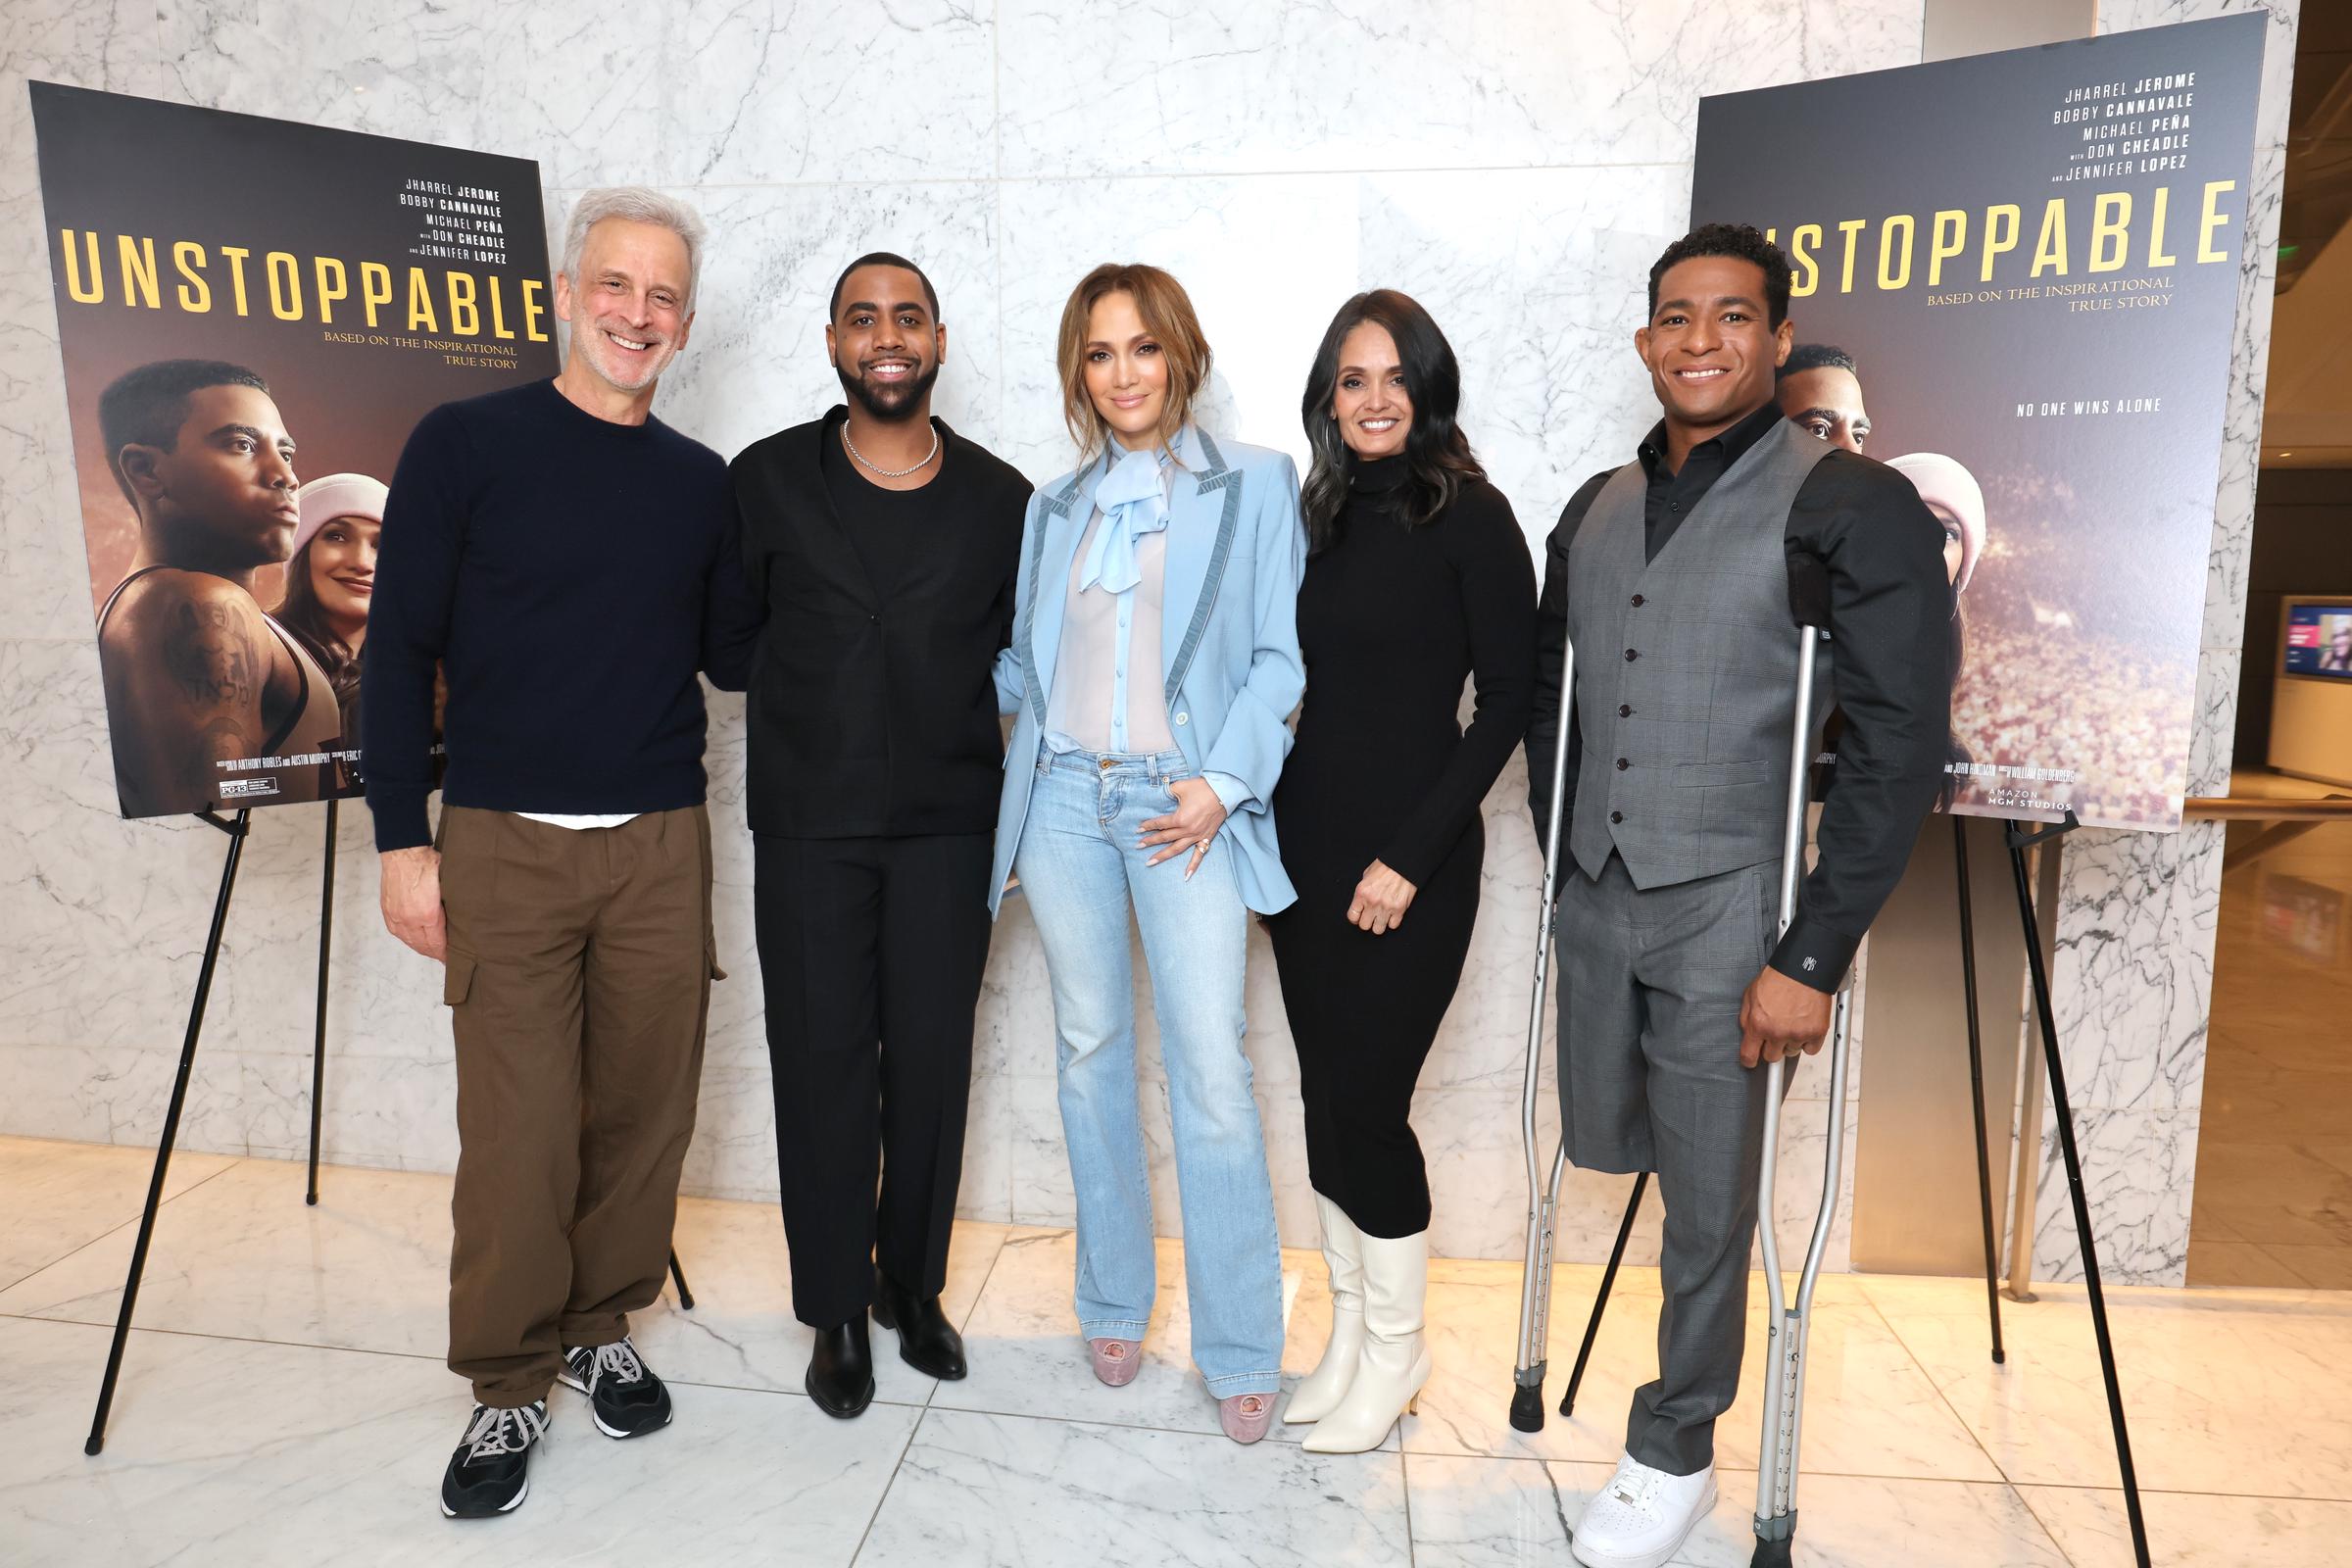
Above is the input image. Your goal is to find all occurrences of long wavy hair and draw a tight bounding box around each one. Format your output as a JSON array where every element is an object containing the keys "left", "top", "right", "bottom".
[
  {"left": 1298, "top": 290, "right": 1484, "bottom": 554},
  {"left": 1056, "top": 263, "right": 1212, "bottom": 465},
  {"left": 272, "top": 537, "right": 362, "bottom": 717}
]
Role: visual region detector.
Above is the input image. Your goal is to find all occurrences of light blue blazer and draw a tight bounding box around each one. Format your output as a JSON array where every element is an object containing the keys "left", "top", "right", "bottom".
[{"left": 990, "top": 424, "right": 1306, "bottom": 917}]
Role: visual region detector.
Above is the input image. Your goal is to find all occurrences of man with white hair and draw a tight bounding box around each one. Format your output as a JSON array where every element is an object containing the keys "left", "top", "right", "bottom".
[{"left": 364, "top": 186, "right": 760, "bottom": 1519}]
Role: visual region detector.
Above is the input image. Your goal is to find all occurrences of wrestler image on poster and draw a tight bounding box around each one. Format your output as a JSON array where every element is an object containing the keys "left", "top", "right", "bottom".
[
  {"left": 93, "top": 359, "right": 340, "bottom": 815},
  {"left": 30, "top": 86, "right": 559, "bottom": 820}
]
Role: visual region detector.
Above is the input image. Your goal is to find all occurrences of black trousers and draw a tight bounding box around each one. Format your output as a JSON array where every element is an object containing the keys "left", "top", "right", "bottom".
[
  {"left": 754, "top": 831, "right": 995, "bottom": 1329},
  {"left": 1267, "top": 821, "right": 1483, "bottom": 1238}
]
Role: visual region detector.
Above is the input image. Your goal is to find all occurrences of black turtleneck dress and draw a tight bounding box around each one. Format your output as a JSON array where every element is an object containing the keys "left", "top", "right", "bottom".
[{"left": 1268, "top": 456, "right": 1538, "bottom": 1238}]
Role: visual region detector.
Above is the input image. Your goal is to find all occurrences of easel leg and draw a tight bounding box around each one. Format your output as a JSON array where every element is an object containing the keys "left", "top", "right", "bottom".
[
  {"left": 668, "top": 1249, "right": 695, "bottom": 1311},
  {"left": 1952, "top": 815, "right": 2006, "bottom": 1365},
  {"left": 2007, "top": 818, "right": 2150, "bottom": 1567},
  {"left": 1560, "top": 1171, "right": 1646, "bottom": 1418},
  {"left": 307, "top": 798, "right": 336, "bottom": 1207},
  {"left": 85, "top": 808, "right": 251, "bottom": 1456}
]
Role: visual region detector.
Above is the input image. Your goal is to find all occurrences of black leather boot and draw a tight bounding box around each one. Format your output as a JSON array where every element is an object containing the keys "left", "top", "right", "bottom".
[
  {"left": 872, "top": 1271, "right": 968, "bottom": 1381},
  {"left": 805, "top": 1314, "right": 876, "bottom": 1417}
]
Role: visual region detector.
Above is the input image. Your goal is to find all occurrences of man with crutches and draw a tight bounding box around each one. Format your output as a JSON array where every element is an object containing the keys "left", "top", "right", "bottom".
[{"left": 1522, "top": 223, "right": 1951, "bottom": 1568}]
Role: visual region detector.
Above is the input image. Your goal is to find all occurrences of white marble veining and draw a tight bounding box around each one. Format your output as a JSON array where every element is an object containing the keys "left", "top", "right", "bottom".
[
  {"left": 1406, "top": 1455, "right": 2071, "bottom": 1568},
  {"left": 2, "top": 1313, "right": 922, "bottom": 1567},
  {"left": 860, "top": 1405, "right": 1412, "bottom": 1568},
  {"left": 2025, "top": 0, "right": 2302, "bottom": 1290},
  {"left": 0, "top": 0, "right": 2295, "bottom": 1279},
  {"left": 8, "top": 1141, "right": 2352, "bottom": 1565}
]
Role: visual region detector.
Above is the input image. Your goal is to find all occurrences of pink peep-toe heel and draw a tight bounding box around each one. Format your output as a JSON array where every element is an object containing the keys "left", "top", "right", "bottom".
[
  {"left": 1219, "top": 1392, "right": 1275, "bottom": 1445},
  {"left": 1088, "top": 1337, "right": 1143, "bottom": 1388}
]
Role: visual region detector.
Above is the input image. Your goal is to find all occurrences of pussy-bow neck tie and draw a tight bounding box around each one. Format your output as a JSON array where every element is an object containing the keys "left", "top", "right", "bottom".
[{"left": 1076, "top": 446, "right": 1170, "bottom": 596}]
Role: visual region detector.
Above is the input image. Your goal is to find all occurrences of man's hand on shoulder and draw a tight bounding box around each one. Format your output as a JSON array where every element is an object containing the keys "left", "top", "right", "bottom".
[{"left": 380, "top": 845, "right": 447, "bottom": 961}]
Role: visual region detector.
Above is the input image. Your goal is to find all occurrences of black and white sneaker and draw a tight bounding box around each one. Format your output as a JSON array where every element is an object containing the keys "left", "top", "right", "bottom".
[
  {"left": 439, "top": 1399, "right": 547, "bottom": 1519},
  {"left": 559, "top": 1337, "right": 674, "bottom": 1439}
]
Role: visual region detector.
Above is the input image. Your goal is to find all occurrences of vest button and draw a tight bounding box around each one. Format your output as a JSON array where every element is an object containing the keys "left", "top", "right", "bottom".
[
  {"left": 1609, "top": 810, "right": 1624, "bottom": 824},
  {"left": 1174, "top": 712, "right": 1189, "bottom": 726},
  {"left": 1630, "top": 594, "right": 1644, "bottom": 607},
  {"left": 1618, "top": 704, "right": 1632, "bottom": 717},
  {"left": 1615, "top": 758, "right": 1629, "bottom": 771},
  {"left": 1623, "top": 648, "right": 1638, "bottom": 662}
]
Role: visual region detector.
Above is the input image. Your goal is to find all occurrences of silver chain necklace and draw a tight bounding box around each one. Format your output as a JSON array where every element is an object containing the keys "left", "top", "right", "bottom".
[{"left": 842, "top": 421, "right": 940, "bottom": 479}]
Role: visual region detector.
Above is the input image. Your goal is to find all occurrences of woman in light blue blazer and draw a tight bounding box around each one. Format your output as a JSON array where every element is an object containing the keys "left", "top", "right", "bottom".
[{"left": 990, "top": 263, "right": 1305, "bottom": 1445}]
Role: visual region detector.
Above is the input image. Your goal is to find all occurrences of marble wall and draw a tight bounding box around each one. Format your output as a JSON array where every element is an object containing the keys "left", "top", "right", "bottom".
[
  {"left": 0, "top": 1, "right": 2284, "bottom": 1275},
  {"left": 2020, "top": 0, "right": 2301, "bottom": 1289}
]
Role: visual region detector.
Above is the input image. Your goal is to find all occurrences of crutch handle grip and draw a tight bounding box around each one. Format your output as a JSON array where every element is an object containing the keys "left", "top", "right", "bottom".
[{"left": 1785, "top": 547, "right": 1832, "bottom": 632}]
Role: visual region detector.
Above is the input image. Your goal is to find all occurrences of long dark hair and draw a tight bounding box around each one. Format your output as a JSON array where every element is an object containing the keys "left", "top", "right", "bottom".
[
  {"left": 1299, "top": 290, "right": 1484, "bottom": 553},
  {"left": 272, "top": 537, "right": 362, "bottom": 716}
]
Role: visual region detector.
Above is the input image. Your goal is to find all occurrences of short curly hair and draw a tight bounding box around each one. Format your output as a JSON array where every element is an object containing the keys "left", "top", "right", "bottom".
[
  {"left": 1647, "top": 222, "right": 1793, "bottom": 328},
  {"left": 1778, "top": 343, "right": 1856, "bottom": 382}
]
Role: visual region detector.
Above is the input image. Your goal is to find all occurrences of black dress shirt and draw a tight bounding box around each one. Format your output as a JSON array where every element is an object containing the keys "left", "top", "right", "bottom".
[{"left": 1528, "top": 401, "right": 1952, "bottom": 992}]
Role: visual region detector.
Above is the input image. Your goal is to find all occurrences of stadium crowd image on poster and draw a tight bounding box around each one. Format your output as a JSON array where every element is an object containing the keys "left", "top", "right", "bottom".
[
  {"left": 1692, "top": 14, "right": 2265, "bottom": 833},
  {"left": 29, "top": 84, "right": 558, "bottom": 819}
]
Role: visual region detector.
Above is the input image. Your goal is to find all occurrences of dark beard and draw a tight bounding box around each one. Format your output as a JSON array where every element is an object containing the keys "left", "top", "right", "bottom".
[{"left": 837, "top": 359, "right": 941, "bottom": 421}]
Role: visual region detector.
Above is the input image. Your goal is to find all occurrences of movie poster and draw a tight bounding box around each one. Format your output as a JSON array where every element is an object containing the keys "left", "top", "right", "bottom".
[
  {"left": 29, "top": 84, "right": 558, "bottom": 819},
  {"left": 1692, "top": 14, "right": 2266, "bottom": 833}
]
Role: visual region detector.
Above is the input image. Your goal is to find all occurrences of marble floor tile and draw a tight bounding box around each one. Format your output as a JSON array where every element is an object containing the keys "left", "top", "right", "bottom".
[
  {"left": 858, "top": 1406, "right": 1411, "bottom": 1568},
  {"left": 0, "top": 1136, "right": 239, "bottom": 1291},
  {"left": 630, "top": 1198, "right": 1009, "bottom": 1406},
  {"left": 0, "top": 1314, "right": 917, "bottom": 1568},
  {"left": 1863, "top": 1274, "right": 2352, "bottom": 1497},
  {"left": 0, "top": 1146, "right": 1008, "bottom": 1410},
  {"left": 1406, "top": 1453, "right": 2070, "bottom": 1568},
  {"left": 1400, "top": 1259, "right": 1997, "bottom": 1483},
  {"left": 2022, "top": 1483, "right": 2352, "bottom": 1566},
  {"left": 0, "top": 1153, "right": 454, "bottom": 1356},
  {"left": 929, "top": 1227, "right": 1343, "bottom": 1446}
]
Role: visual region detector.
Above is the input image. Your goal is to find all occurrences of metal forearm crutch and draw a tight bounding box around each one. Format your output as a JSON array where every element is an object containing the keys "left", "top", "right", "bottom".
[
  {"left": 1509, "top": 622, "right": 1578, "bottom": 1433},
  {"left": 1750, "top": 564, "right": 1851, "bottom": 1567}
]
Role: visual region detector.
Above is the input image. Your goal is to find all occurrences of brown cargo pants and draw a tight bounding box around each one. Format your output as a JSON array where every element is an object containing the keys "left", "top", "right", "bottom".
[{"left": 437, "top": 804, "right": 721, "bottom": 1407}]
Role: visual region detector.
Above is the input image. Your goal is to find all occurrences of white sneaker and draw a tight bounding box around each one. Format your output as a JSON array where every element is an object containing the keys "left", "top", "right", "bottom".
[{"left": 1570, "top": 1452, "right": 1717, "bottom": 1568}]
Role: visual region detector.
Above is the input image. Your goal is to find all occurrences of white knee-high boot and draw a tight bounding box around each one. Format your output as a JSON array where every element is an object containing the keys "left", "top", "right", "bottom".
[
  {"left": 1283, "top": 1195, "right": 1366, "bottom": 1423},
  {"left": 1300, "top": 1228, "right": 1430, "bottom": 1453}
]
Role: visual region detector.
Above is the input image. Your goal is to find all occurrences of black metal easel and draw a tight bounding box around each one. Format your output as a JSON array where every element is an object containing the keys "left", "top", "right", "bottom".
[
  {"left": 2004, "top": 810, "right": 2148, "bottom": 1567},
  {"left": 1555, "top": 813, "right": 2015, "bottom": 1419},
  {"left": 86, "top": 804, "right": 702, "bottom": 1456},
  {"left": 1951, "top": 814, "right": 2006, "bottom": 1364},
  {"left": 86, "top": 808, "right": 251, "bottom": 1455},
  {"left": 305, "top": 800, "right": 335, "bottom": 1205}
]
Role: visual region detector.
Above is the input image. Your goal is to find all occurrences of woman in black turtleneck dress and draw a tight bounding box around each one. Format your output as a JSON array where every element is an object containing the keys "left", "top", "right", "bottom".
[{"left": 1271, "top": 291, "right": 1536, "bottom": 1454}]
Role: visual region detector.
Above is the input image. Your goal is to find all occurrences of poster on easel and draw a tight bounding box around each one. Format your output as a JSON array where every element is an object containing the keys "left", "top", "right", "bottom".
[
  {"left": 28, "top": 83, "right": 558, "bottom": 818},
  {"left": 1691, "top": 13, "right": 2266, "bottom": 833}
]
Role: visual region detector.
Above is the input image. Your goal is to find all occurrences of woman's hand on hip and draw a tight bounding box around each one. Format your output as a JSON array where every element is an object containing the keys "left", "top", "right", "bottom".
[
  {"left": 1348, "top": 859, "right": 1417, "bottom": 935},
  {"left": 1140, "top": 776, "right": 1229, "bottom": 877}
]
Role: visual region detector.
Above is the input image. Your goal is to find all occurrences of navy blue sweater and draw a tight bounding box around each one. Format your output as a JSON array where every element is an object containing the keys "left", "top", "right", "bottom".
[{"left": 363, "top": 378, "right": 759, "bottom": 852}]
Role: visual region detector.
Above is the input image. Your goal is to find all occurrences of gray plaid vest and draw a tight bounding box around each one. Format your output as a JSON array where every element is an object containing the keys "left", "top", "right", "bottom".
[{"left": 1566, "top": 418, "right": 1835, "bottom": 889}]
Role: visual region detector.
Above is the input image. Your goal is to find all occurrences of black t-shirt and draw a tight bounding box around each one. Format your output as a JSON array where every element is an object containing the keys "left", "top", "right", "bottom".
[{"left": 820, "top": 422, "right": 954, "bottom": 602}]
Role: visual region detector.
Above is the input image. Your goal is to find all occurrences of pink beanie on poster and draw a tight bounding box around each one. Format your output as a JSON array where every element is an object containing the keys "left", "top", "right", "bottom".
[
  {"left": 1886, "top": 452, "right": 1986, "bottom": 594},
  {"left": 292, "top": 472, "right": 389, "bottom": 558}
]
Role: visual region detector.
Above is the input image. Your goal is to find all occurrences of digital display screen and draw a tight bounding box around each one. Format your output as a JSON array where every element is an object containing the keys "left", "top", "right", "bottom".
[{"left": 2283, "top": 604, "right": 2352, "bottom": 680}]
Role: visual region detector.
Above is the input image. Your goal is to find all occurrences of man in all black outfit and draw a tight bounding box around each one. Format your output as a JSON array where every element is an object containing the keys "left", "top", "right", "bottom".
[
  {"left": 1528, "top": 224, "right": 1951, "bottom": 1568},
  {"left": 728, "top": 253, "right": 1031, "bottom": 1415}
]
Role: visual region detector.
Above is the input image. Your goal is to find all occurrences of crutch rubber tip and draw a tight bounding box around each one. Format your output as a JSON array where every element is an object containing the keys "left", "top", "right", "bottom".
[
  {"left": 1508, "top": 1386, "right": 1546, "bottom": 1433},
  {"left": 1991, "top": 1348, "right": 2006, "bottom": 1365},
  {"left": 83, "top": 1436, "right": 103, "bottom": 1457},
  {"left": 1749, "top": 1534, "right": 1794, "bottom": 1566},
  {"left": 1557, "top": 1387, "right": 1577, "bottom": 1418}
]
